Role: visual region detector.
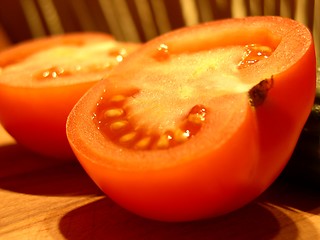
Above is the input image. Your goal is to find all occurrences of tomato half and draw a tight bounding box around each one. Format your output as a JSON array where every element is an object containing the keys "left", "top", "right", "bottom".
[
  {"left": 0, "top": 33, "right": 140, "bottom": 159},
  {"left": 66, "top": 17, "right": 316, "bottom": 221}
]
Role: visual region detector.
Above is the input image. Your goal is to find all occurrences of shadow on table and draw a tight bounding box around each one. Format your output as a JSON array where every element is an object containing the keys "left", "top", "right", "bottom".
[
  {"left": 1, "top": 142, "right": 318, "bottom": 239},
  {"left": 0, "top": 143, "right": 102, "bottom": 196},
  {"left": 260, "top": 176, "right": 320, "bottom": 215},
  {"left": 56, "top": 174, "right": 320, "bottom": 240},
  {"left": 57, "top": 196, "right": 295, "bottom": 240}
]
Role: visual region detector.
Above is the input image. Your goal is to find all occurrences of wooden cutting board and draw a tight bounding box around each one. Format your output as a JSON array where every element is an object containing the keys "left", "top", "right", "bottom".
[{"left": 0, "top": 125, "right": 319, "bottom": 240}]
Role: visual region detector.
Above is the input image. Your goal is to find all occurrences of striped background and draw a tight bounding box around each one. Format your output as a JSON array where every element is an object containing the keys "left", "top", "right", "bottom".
[{"left": 0, "top": 0, "right": 319, "bottom": 57}]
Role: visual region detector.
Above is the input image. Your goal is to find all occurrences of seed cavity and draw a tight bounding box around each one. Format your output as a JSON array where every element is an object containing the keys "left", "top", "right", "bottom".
[
  {"left": 94, "top": 93, "right": 207, "bottom": 150},
  {"left": 238, "top": 44, "right": 273, "bottom": 69}
]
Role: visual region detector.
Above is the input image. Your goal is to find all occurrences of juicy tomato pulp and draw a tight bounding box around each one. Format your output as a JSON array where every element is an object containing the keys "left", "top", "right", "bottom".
[
  {"left": 0, "top": 33, "right": 140, "bottom": 159},
  {"left": 67, "top": 17, "right": 316, "bottom": 221},
  {"left": 93, "top": 44, "right": 274, "bottom": 150}
]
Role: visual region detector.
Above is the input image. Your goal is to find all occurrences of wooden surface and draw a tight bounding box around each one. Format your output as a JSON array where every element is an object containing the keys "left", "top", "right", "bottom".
[{"left": 0, "top": 125, "right": 319, "bottom": 240}]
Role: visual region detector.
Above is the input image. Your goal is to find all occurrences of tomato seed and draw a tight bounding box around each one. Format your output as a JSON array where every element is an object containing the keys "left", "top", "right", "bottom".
[
  {"left": 188, "top": 114, "right": 203, "bottom": 124},
  {"left": 135, "top": 136, "right": 152, "bottom": 150},
  {"left": 156, "top": 134, "right": 172, "bottom": 149},
  {"left": 119, "top": 132, "right": 137, "bottom": 144},
  {"left": 34, "top": 66, "right": 72, "bottom": 80},
  {"left": 104, "top": 108, "right": 125, "bottom": 118},
  {"left": 187, "top": 105, "right": 206, "bottom": 124},
  {"left": 110, "top": 95, "right": 126, "bottom": 103},
  {"left": 174, "top": 129, "right": 190, "bottom": 143},
  {"left": 109, "top": 120, "right": 129, "bottom": 131}
]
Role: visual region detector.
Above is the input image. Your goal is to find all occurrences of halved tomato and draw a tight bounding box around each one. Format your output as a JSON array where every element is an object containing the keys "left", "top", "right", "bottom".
[
  {"left": 66, "top": 17, "right": 316, "bottom": 221},
  {"left": 0, "top": 33, "right": 140, "bottom": 160}
]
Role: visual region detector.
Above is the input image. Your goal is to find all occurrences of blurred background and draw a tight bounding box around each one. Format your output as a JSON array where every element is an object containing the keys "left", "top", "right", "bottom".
[{"left": 0, "top": 0, "right": 319, "bottom": 58}]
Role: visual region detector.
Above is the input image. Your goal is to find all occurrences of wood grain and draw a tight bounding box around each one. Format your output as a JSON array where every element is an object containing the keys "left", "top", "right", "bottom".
[{"left": 0, "top": 125, "right": 319, "bottom": 240}]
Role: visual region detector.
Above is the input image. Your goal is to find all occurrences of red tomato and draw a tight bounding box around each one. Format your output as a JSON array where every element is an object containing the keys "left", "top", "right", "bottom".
[
  {"left": 0, "top": 33, "right": 140, "bottom": 160},
  {"left": 66, "top": 17, "right": 316, "bottom": 221}
]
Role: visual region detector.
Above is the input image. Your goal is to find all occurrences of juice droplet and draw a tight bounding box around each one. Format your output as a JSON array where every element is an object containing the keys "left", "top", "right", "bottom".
[
  {"left": 153, "top": 43, "right": 170, "bottom": 61},
  {"left": 238, "top": 44, "right": 273, "bottom": 69}
]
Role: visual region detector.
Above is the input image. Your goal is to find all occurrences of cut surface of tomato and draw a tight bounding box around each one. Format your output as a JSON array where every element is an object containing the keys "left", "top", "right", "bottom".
[
  {"left": 0, "top": 33, "right": 140, "bottom": 159},
  {"left": 66, "top": 17, "right": 316, "bottom": 221}
]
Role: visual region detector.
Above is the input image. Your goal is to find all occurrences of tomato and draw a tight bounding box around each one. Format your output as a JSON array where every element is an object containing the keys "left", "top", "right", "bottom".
[
  {"left": 66, "top": 16, "right": 316, "bottom": 221},
  {"left": 0, "top": 33, "right": 140, "bottom": 160}
]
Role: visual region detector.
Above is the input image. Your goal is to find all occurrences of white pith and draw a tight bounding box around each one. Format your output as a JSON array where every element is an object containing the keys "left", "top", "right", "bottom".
[{"left": 124, "top": 46, "right": 253, "bottom": 134}]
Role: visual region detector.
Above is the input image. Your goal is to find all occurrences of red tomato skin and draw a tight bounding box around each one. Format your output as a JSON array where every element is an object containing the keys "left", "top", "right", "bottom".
[
  {"left": 0, "top": 82, "right": 93, "bottom": 159},
  {"left": 252, "top": 43, "right": 317, "bottom": 189},
  {"left": 69, "top": 95, "right": 260, "bottom": 221},
  {"left": 0, "top": 33, "right": 139, "bottom": 160},
  {"left": 66, "top": 16, "right": 316, "bottom": 221}
]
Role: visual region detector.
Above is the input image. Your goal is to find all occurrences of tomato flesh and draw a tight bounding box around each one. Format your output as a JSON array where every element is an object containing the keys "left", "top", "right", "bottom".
[
  {"left": 66, "top": 17, "right": 316, "bottom": 221},
  {"left": 94, "top": 44, "right": 273, "bottom": 150},
  {"left": 31, "top": 47, "right": 128, "bottom": 81},
  {"left": 0, "top": 41, "right": 134, "bottom": 86}
]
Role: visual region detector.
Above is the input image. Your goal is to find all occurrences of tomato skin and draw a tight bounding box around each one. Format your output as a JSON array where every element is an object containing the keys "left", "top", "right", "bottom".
[
  {"left": 66, "top": 17, "right": 316, "bottom": 221},
  {"left": 0, "top": 82, "right": 94, "bottom": 159},
  {"left": 69, "top": 93, "right": 260, "bottom": 220},
  {"left": 252, "top": 45, "right": 317, "bottom": 189},
  {"left": 0, "top": 33, "right": 140, "bottom": 160}
]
